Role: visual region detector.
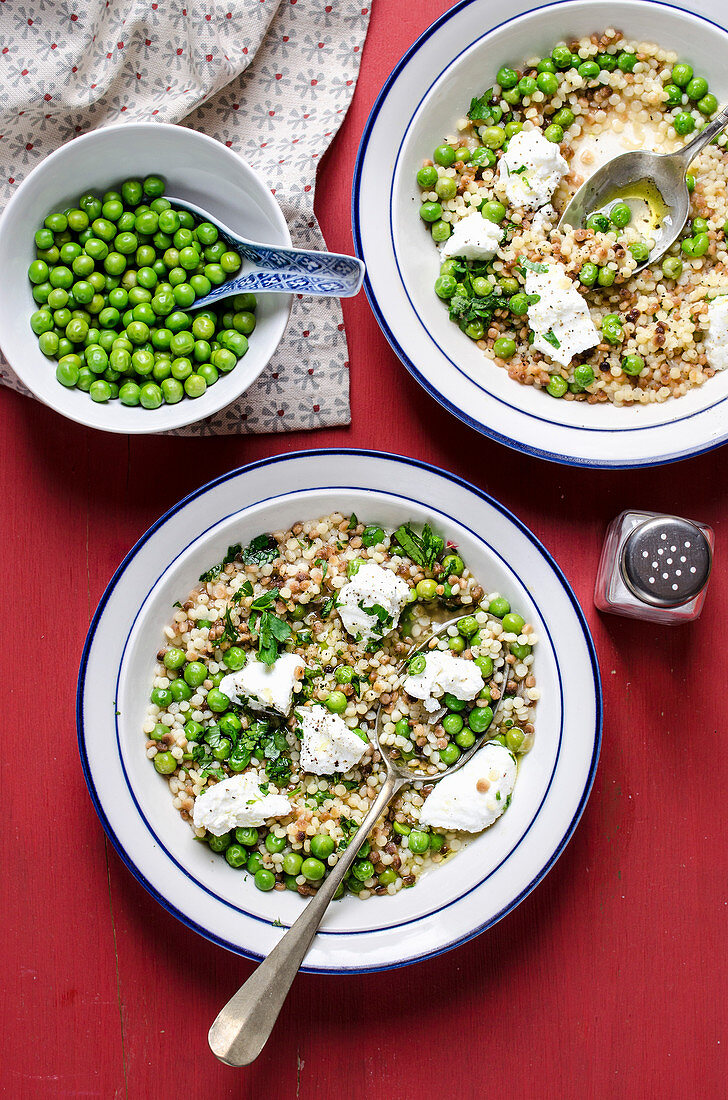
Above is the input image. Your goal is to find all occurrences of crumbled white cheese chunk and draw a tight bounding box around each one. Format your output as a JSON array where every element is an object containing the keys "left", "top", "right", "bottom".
[
  {"left": 402, "top": 649, "right": 484, "bottom": 713},
  {"left": 440, "top": 211, "right": 505, "bottom": 261},
  {"left": 192, "top": 773, "right": 292, "bottom": 836},
  {"left": 419, "top": 742, "right": 517, "bottom": 832},
  {"left": 220, "top": 652, "right": 305, "bottom": 717},
  {"left": 337, "top": 561, "right": 410, "bottom": 645},
  {"left": 704, "top": 296, "right": 728, "bottom": 371},
  {"left": 525, "top": 263, "right": 599, "bottom": 367},
  {"left": 497, "top": 129, "right": 568, "bottom": 210},
  {"left": 298, "top": 705, "right": 368, "bottom": 776}
]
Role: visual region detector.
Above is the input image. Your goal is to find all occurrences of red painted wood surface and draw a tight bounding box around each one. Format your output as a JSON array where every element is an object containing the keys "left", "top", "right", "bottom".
[{"left": 3, "top": 3, "right": 727, "bottom": 1096}]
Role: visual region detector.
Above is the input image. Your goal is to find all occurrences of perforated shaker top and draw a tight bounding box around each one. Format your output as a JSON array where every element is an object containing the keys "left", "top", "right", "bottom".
[{"left": 620, "top": 516, "right": 712, "bottom": 607}]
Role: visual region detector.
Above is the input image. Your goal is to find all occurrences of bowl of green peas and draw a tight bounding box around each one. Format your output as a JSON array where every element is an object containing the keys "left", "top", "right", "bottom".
[{"left": 0, "top": 122, "right": 292, "bottom": 432}]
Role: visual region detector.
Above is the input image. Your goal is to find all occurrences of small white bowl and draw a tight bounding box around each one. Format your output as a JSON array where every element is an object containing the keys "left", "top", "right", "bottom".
[
  {"left": 77, "top": 450, "right": 601, "bottom": 971},
  {"left": 354, "top": 0, "right": 728, "bottom": 468},
  {"left": 0, "top": 122, "right": 291, "bottom": 434}
]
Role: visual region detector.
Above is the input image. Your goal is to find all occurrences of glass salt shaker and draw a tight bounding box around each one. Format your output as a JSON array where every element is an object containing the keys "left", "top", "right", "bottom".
[{"left": 594, "top": 509, "right": 714, "bottom": 624}]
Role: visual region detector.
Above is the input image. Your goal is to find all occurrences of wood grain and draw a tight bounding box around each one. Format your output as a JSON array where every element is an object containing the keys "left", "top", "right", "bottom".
[{"left": 2, "top": 2, "right": 727, "bottom": 1095}]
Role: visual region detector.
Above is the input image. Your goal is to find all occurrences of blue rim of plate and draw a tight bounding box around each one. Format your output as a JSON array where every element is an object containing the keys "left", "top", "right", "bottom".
[
  {"left": 351, "top": 0, "right": 728, "bottom": 470},
  {"left": 77, "top": 448, "right": 602, "bottom": 973}
]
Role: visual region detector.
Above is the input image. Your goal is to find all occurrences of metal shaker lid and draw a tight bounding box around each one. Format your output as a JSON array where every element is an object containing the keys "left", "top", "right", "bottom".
[{"left": 620, "top": 516, "right": 711, "bottom": 607}]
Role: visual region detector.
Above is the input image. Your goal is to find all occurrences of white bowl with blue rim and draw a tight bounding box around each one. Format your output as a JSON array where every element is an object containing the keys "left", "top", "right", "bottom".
[
  {"left": 0, "top": 122, "right": 291, "bottom": 434},
  {"left": 353, "top": 0, "right": 728, "bottom": 468},
  {"left": 77, "top": 450, "right": 601, "bottom": 972}
]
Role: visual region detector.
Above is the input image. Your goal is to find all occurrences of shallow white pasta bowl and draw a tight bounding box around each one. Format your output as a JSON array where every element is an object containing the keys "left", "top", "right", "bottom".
[
  {"left": 77, "top": 450, "right": 601, "bottom": 972},
  {"left": 353, "top": 0, "right": 728, "bottom": 468},
  {"left": 0, "top": 122, "right": 291, "bottom": 434}
]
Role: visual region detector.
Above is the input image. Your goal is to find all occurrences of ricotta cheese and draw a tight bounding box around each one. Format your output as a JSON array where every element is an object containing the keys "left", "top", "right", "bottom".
[
  {"left": 402, "top": 649, "right": 484, "bottom": 713},
  {"left": 497, "top": 129, "right": 568, "bottom": 210},
  {"left": 219, "top": 652, "right": 305, "bottom": 717},
  {"left": 704, "top": 295, "right": 728, "bottom": 371},
  {"left": 440, "top": 211, "right": 505, "bottom": 262},
  {"left": 419, "top": 742, "right": 517, "bottom": 832},
  {"left": 525, "top": 263, "right": 599, "bottom": 367},
  {"left": 337, "top": 561, "right": 410, "bottom": 646},
  {"left": 192, "top": 772, "right": 292, "bottom": 836},
  {"left": 298, "top": 705, "right": 368, "bottom": 776}
]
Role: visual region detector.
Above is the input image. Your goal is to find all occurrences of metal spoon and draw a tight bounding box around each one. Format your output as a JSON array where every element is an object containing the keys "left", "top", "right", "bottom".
[
  {"left": 166, "top": 195, "right": 365, "bottom": 307},
  {"left": 208, "top": 612, "right": 520, "bottom": 1066},
  {"left": 558, "top": 102, "right": 728, "bottom": 272}
]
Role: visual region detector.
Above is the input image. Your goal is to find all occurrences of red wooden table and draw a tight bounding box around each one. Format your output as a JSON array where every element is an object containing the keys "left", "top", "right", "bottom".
[{"left": 3, "top": 3, "right": 727, "bottom": 1096}]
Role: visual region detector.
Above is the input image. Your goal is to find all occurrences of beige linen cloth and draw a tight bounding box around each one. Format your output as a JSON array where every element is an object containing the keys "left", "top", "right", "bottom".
[{"left": 0, "top": 0, "right": 371, "bottom": 433}]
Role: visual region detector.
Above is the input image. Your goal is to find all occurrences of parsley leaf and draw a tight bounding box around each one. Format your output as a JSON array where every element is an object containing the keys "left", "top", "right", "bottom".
[
  {"left": 543, "top": 330, "right": 561, "bottom": 349},
  {"left": 393, "top": 523, "right": 444, "bottom": 570},
  {"left": 219, "top": 606, "right": 239, "bottom": 646},
  {"left": 198, "top": 543, "right": 242, "bottom": 583},
  {"left": 314, "top": 558, "right": 328, "bottom": 581},
  {"left": 517, "top": 256, "right": 550, "bottom": 275},
  {"left": 348, "top": 514, "right": 358, "bottom": 529},
  {"left": 256, "top": 610, "right": 292, "bottom": 666},
  {"left": 319, "top": 596, "right": 336, "bottom": 618},
  {"left": 468, "top": 88, "right": 497, "bottom": 123},
  {"left": 231, "top": 579, "right": 254, "bottom": 605},
  {"left": 241, "top": 534, "right": 279, "bottom": 567}
]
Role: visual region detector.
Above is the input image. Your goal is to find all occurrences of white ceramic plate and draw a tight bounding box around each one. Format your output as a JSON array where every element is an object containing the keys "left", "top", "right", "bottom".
[
  {"left": 77, "top": 450, "right": 601, "bottom": 972},
  {"left": 0, "top": 123, "right": 291, "bottom": 434},
  {"left": 353, "top": 0, "right": 728, "bottom": 468}
]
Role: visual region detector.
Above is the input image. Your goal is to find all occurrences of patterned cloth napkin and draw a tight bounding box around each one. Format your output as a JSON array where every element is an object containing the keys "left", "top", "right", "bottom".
[{"left": 0, "top": 0, "right": 371, "bottom": 434}]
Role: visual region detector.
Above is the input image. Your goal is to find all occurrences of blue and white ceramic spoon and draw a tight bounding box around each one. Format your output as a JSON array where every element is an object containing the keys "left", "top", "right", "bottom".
[{"left": 166, "top": 195, "right": 365, "bottom": 306}]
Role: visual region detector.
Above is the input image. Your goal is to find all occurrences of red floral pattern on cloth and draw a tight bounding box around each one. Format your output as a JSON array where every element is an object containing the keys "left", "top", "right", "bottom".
[{"left": 0, "top": 0, "right": 371, "bottom": 435}]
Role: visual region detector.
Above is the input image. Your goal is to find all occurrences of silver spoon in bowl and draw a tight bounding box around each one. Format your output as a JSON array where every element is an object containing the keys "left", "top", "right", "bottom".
[
  {"left": 208, "top": 612, "right": 522, "bottom": 1066},
  {"left": 558, "top": 102, "right": 728, "bottom": 273},
  {"left": 165, "top": 195, "right": 365, "bottom": 306}
]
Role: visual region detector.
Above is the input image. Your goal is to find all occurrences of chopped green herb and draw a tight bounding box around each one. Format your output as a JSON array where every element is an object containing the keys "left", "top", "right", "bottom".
[
  {"left": 241, "top": 534, "right": 279, "bottom": 567},
  {"left": 198, "top": 542, "right": 242, "bottom": 583},
  {"left": 543, "top": 330, "right": 561, "bottom": 349},
  {"left": 517, "top": 257, "right": 550, "bottom": 275},
  {"left": 468, "top": 88, "right": 497, "bottom": 123},
  {"left": 393, "top": 523, "right": 444, "bottom": 570},
  {"left": 348, "top": 514, "right": 358, "bottom": 529}
]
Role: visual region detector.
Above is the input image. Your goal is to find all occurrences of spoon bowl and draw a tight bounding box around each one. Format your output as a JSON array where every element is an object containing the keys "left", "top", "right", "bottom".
[
  {"left": 167, "top": 195, "right": 365, "bottom": 307},
  {"left": 208, "top": 612, "right": 520, "bottom": 1066},
  {"left": 558, "top": 102, "right": 728, "bottom": 273}
]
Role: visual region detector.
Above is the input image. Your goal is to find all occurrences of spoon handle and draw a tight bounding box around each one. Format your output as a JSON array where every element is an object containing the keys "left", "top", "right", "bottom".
[
  {"left": 670, "top": 102, "right": 728, "bottom": 168},
  {"left": 208, "top": 769, "right": 405, "bottom": 1067},
  {"left": 192, "top": 257, "right": 363, "bottom": 306}
]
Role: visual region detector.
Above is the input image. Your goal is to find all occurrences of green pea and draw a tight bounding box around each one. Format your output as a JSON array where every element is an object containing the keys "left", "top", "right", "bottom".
[
  {"left": 325, "top": 691, "right": 348, "bottom": 714},
  {"left": 222, "top": 646, "right": 246, "bottom": 671},
  {"left": 546, "top": 374, "right": 568, "bottom": 398},
  {"left": 551, "top": 107, "right": 574, "bottom": 129},
  {"left": 518, "top": 75, "right": 536, "bottom": 97},
  {"left": 420, "top": 201, "right": 442, "bottom": 223},
  {"left": 442, "top": 692, "right": 466, "bottom": 712},
  {"left": 483, "top": 126, "right": 506, "bottom": 149},
  {"left": 465, "top": 319, "right": 485, "bottom": 341},
  {"left": 416, "top": 165, "right": 438, "bottom": 189},
  {"left": 232, "top": 827, "right": 257, "bottom": 847},
  {"left": 207, "top": 688, "right": 230, "bottom": 713},
  {"left": 408, "top": 830, "right": 429, "bottom": 854},
  {"left": 629, "top": 241, "right": 650, "bottom": 263},
  {"left": 698, "top": 93, "right": 718, "bottom": 117},
  {"left": 685, "top": 76, "right": 708, "bottom": 101},
  {"left": 253, "top": 868, "right": 276, "bottom": 892},
  {"left": 551, "top": 45, "right": 573, "bottom": 70},
  {"left": 617, "top": 51, "right": 637, "bottom": 73},
  {"left": 279, "top": 852, "right": 302, "bottom": 876},
  {"left": 508, "top": 293, "right": 530, "bottom": 316},
  {"left": 468, "top": 705, "right": 493, "bottom": 734},
  {"left": 455, "top": 729, "right": 476, "bottom": 749},
  {"left": 310, "top": 835, "right": 335, "bottom": 860},
  {"left": 457, "top": 616, "right": 478, "bottom": 638},
  {"left": 601, "top": 313, "right": 624, "bottom": 344},
  {"left": 691, "top": 233, "right": 710, "bottom": 257},
  {"left": 674, "top": 111, "right": 696, "bottom": 136},
  {"left": 169, "top": 678, "right": 192, "bottom": 703},
  {"left": 153, "top": 751, "right": 177, "bottom": 775},
  {"left": 38, "top": 331, "right": 59, "bottom": 357},
  {"left": 442, "top": 713, "right": 464, "bottom": 736},
  {"left": 481, "top": 199, "right": 506, "bottom": 224},
  {"left": 488, "top": 596, "right": 510, "bottom": 618},
  {"left": 470, "top": 146, "right": 496, "bottom": 169},
  {"left": 597, "top": 267, "right": 616, "bottom": 287},
  {"left": 537, "top": 71, "right": 559, "bottom": 95},
  {"left": 416, "top": 578, "right": 438, "bottom": 600},
  {"left": 221, "top": 843, "right": 245, "bottom": 869},
  {"left": 183, "top": 661, "right": 207, "bottom": 687},
  {"left": 506, "top": 728, "right": 525, "bottom": 753},
  {"left": 246, "top": 852, "right": 264, "bottom": 874},
  {"left": 219, "top": 713, "right": 242, "bottom": 738},
  {"left": 496, "top": 66, "right": 519, "bottom": 89},
  {"left": 537, "top": 57, "right": 556, "bottom": 73},
  {"left": 301, "top": 857, "right": 326, "bottom": 882},
  {"left": 435, "top": 176, "right": 457, "bottom": 201},
  {"left": 543, "top": 124, "right": 564, "bottom": 144},
  {"left": 671, "top": 62, "right": 693, "bottom": 88},
  {"left": 439, "top": 744, "right": 461, "bottom": 766},
  {"left": 510, "top": 642, "right": 532, "bottom": 660},
  {"left": 622, "top": 354, "right": 644, "bottom": 377},
  {"left": 89, "top": 378, "right": 112, "bottom": 402},
  {"left": 448, "top": 635, "right": 465, "bottom": 652},
  {"left": 208, "top": 832, "right": 231, "bottom": 852},
  {"left": 378, "top": 869, "right": 397, "bottom": 886},
  {"left": 56, "top": 357, "right": 80, "bottom": 387},
  {"left": 263, "top": 832, "right": 286, "bottom": 855},
  {"left": 493, "top": 336, "right": 516, "bottom": 360},
  {"left": 573, "top": 364, "right": 595, "bottom": 390},
  {"left": 432, "top": 220, "right": 452, "bottom": 243},
  {"left": 661, "top": 256, "right": 683, "bottom": 280},
  {"left": 578, "top": 262, "right": 599, "bottom": 287},
  {"left": 609, "top": 202, "right": 632, "bottom": 228},
  {"left": 433, "top": 144, "right": 456, "bottom": 167},
  {"left": 184, "top": 374, "right": 207, "bottom": 399},
  {"left": 578, "top": 60, "right": 600, "bottom": 80},
  {"left": 434, "top": 273, "right": 457, "bottom": 301}
]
